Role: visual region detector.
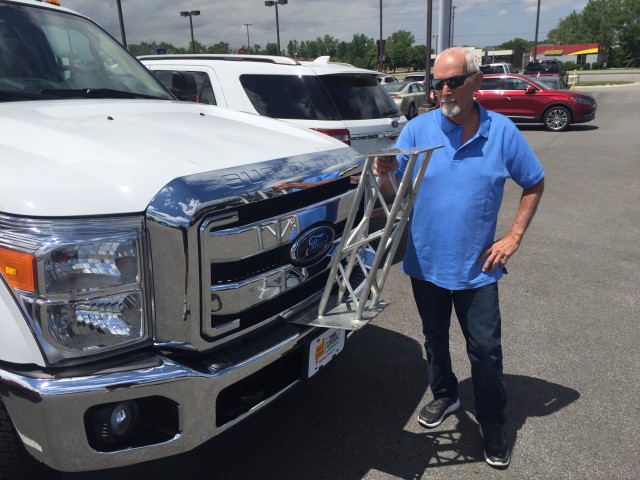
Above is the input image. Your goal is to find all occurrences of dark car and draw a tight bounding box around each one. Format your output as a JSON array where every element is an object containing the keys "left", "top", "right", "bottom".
[
  {"left": 524, "top": 59, "right": 568, "bottom": 85},
  {"left": 524, "top": 74, "right": 569, "bottom": 90},
  {"left": 475, "top": 74, "right": 596, "bottom": 132}
]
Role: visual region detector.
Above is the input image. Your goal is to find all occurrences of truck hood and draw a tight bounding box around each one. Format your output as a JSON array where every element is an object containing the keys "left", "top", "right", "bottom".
[{"left": 0, "top": 100, "right": 350, "bottom": 216}]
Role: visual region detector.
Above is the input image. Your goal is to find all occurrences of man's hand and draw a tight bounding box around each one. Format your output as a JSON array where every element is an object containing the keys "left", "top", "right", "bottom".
[
  {"left": 478, "top": 233, "right": 521, "bottom": 272},
  {"left": 479, "top": 178, "right": 545, "bottom": 273},
  {"left": 373, "top": 156, "right": 398, "bottom": 177}
]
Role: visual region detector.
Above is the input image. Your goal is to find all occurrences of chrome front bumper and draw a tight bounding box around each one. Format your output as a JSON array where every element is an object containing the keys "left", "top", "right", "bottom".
[{"left": 0, "top": 324, "right": 320, "bottom": 472}]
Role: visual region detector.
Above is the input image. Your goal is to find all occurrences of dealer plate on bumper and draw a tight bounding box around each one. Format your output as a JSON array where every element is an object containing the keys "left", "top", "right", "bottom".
[{"left": 308, "top": 328, "right": 345, "bottom": 377}]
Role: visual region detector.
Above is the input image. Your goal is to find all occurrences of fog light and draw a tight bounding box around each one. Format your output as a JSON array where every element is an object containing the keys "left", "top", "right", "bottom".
[{"left": 110, "top": 401, "right": 139, "bottom": 437}]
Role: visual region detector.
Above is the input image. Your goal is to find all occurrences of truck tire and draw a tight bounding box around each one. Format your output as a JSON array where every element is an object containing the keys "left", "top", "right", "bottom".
[{"left": 0, "top": 399, "right": 56, "bottom": 480}]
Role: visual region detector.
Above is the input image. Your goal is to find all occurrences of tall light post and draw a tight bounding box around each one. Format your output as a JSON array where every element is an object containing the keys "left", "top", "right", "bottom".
[
  {"left": 379, "top": 0, "right": 383, "bottom": 71},
  {"left": 243, "top": 23, "right": 252, "bottom": 53},
  {"left": 450, "top": 5, "right": 456, "bottom": 46},
  {"left": 264, "top": 0, "right": 288, "bottom": 54},
  {"left": 180, "top": 10, "right": 200, "bottom": 54},
  {"left": 533, "top": 0, "right": 541, "bottom": 61},
  {"left": 116, "top": 0, "right": 127, "bottom": 48}
]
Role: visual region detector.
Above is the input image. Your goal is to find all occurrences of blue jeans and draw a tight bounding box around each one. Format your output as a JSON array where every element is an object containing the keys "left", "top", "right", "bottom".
[{"left": 410, "top": 278, "right": 506, "bottom": 424}]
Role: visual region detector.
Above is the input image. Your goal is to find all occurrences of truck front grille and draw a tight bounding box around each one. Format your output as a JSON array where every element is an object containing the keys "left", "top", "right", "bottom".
[
  {"left": 146, "top": 149, "right": 363, "bottom": 352},
  {"left": 200, "top": 182, "right": 356, "bottom": 341}
]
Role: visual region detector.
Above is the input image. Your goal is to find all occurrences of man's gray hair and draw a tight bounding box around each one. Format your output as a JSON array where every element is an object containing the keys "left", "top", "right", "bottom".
[{"left": 436, "top": 47, "right": 480, "bottom": 73}]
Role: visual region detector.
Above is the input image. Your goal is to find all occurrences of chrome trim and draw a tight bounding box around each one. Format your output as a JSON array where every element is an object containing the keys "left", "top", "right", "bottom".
[
  {"left": 0, "top": 324, "right": 319, "bottom": 472},
  {"left": 147, "top": 149, "right": 362, "bottom": 352},
  {"left": 147, "top": 150, "right": 360, "bottom": 229},
  {"left": 200, "top": 190, "right": 355, "bottom": 338}
]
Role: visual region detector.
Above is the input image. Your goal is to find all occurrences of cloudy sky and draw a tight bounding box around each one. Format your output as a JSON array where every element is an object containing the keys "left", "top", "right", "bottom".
[{"left": 63, "top": 0, "right": 588, "bottom": 51}]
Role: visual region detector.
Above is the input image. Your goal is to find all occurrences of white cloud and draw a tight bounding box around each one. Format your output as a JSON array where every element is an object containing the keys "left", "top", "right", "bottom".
[{"left": 62, "top": 0, "right": 586, "bottom": 50}]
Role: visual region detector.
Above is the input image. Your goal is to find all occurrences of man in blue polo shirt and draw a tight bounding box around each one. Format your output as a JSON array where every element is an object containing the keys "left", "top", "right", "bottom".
[{"left": 374, "top": 47, "right": 545, "bottom": 468}]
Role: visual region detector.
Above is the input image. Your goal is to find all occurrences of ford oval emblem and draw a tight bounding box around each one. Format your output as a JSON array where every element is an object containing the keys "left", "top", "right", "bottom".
[
  {"left": 391, "top": 120, "right": 399, "bottom": 128},
  {"left": 290, "top": 225, "right": 336, "bottom": 266}
]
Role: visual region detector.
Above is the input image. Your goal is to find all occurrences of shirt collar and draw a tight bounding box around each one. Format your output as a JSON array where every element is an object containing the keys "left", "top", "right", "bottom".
[{"left": 438, "top": 101, "right": 491, "bottom": 138}]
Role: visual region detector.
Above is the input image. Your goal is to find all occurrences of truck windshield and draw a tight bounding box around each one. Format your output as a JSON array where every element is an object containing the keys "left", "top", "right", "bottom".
[{"left": 0, "top": 2, "right": 172, "bottom": 101}]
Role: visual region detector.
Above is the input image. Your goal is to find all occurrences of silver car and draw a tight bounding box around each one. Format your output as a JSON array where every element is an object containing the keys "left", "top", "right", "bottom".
[{"left": 382, "top": 81, "right": 428, "bottom": 119}]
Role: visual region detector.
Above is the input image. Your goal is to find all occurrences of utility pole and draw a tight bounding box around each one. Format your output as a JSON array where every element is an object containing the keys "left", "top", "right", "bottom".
[
  {"left": 450, "top": 5, "right": 456, "bottom": 46},
  {"left": 244, "top": 23, "right": 252, "bottom": 53},
  {"left": 533, "top": 0, "right": 541, "bottom": 61},
  {"left": 379, "top": 0, "right": 383, "bottom": 71},
  {"left": 426, "top": 0, "right": 434, "bottom": 105}
]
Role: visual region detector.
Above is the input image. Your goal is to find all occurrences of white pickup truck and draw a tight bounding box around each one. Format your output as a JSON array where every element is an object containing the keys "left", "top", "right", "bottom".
[{"left": 0, "top": 0, "right": 368, "bottom": 476}]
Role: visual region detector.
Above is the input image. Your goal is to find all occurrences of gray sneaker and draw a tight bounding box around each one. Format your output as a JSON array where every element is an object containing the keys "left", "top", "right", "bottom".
[
  {"left": 479, "top": 423, "right": 511, "bottom": 468},
  {"left": 417, "top": 397, "right": 460, "bottom": 428}
]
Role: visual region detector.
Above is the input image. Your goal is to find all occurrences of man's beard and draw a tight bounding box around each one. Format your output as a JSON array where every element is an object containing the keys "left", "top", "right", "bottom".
[{"left": 440, "top": 100, "right": 460, "bottom": 117}]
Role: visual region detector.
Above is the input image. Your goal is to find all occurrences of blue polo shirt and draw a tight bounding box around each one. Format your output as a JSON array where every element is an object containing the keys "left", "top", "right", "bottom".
[{"left": 395, "top": 103, "right": 544, "bottom": 290}]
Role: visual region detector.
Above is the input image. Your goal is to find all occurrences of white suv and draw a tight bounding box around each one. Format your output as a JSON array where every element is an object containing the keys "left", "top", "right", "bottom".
[{"left": 139, "top": 54, "right": 406, "bottom": 154}]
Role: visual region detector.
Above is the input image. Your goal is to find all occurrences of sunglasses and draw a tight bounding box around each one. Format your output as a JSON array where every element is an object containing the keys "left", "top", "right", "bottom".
[{"left": 431, "top": 71, "right": 477, "bottom": 90}]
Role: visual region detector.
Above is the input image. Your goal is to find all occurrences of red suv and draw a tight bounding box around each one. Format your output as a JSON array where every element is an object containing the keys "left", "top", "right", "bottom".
[{"left": 475, "top": 74, "right": 597, "bottom": 132}]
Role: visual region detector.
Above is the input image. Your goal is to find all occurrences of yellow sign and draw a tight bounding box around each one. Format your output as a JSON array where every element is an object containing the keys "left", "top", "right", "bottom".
[{"left": 543, "top": 49, "right": 564, "bottom": 56}]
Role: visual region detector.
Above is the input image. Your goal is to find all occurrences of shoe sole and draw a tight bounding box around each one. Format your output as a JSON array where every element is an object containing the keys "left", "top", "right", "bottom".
[
  {"left": 417, "top": 398, "right": 460, "bottom": 428},
  {"left": 483, "top": 451, "right": 510, "bottom": 468},
  {"left": 479, "top": 425, "right": 510, "bottom": 467}
]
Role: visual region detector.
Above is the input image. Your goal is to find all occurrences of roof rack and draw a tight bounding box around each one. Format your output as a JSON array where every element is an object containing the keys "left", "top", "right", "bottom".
[{"left": 137, "top": 54, "right": 299, "bottom": 65}]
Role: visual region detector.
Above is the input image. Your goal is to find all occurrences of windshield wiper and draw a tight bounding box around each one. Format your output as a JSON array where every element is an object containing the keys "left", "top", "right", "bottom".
[
  {"left": 0, "top": 89, "right": 59, "bottom": 101},
  {"left": 383, "top": 108, "right": 402, "bottom": 117},
  {"left": 39, "top": 88, "right": 166, "bottom": 100}
]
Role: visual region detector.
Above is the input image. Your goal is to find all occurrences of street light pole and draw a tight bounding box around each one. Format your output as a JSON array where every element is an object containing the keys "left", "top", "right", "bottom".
[
  {"left": 426, "top": 0, "right": 433, "bottom": 104},
  {"left": 264, "top": 0, "right": 288, "bottom": 54},
  {"left": 180, "top": 10, "right": 201, "bottom": 54},
  {"left": 533, "top": 0, "right": 541, "bottom": 61},
  {"left": 451, "top": 5, "right": 456, "bottom": 46},
  {"left": 244, "top": 23, "right": 252, "bottom": 53},
  {"left": 116, "top": 0, "right": 127, "bottom": 48}
]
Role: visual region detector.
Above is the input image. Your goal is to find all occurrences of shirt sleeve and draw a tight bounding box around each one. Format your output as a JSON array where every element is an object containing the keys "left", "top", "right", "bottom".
[{"left": 505, "top": 126, "right": 545, "bottom": 189}]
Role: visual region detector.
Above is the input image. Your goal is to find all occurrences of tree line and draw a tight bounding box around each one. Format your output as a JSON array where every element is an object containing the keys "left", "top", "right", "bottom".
[{"left": 127, "top": 0, "right": 639, "bottom": 69}]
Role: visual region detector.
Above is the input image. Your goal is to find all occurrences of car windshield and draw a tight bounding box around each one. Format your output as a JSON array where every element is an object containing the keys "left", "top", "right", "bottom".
[
  {"left": 382, "top": 82, "right": 406, "bottom": 93},
  {"left": 0, "top": 2, "right": 172, "bottom": 101}
]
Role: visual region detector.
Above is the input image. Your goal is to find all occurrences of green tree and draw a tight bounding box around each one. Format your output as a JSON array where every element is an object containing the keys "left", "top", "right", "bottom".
[
  {"left": 409, "top": 44, "right": 428, "bottom": 71},
  {"left": 545, "top": 0, "right": 638, "bottom": 66},
  {"left": 496, "top": 38, "right": 533, "bottom": 51},
  {"left": 264, "top": 42, "right": 280, "bottom": 55},
  {"left": 615, "top": 0, "right": 640, "bottom": 66},
  {"left": 287, "top": 39, "right": 300, "bottom": 58},
  {"left": 207, "top": 42, "right": 230, "bottom": 54},
  {"left": 385, "top": 30, "right": 415, "bottom": 71},
  {"left": 342, "top": 33, "right": 375, "bottom": 68}
]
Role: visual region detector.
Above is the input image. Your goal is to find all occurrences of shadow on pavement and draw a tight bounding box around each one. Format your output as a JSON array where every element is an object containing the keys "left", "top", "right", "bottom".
[{"left": 61, "top": 325, "right": 579, "bottom": 480}]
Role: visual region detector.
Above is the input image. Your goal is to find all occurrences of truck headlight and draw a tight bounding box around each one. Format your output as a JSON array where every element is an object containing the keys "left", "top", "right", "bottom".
[{"left": 0, "top": 214, "right": 149, "bottom": 364}]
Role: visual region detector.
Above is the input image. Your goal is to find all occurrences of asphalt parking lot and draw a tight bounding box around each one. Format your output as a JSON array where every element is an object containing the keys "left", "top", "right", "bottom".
[{"left": 63, "top": 81, "right": 639, "bottom": 480}]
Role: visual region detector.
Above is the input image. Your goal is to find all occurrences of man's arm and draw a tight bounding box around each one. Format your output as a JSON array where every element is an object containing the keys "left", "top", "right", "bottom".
[{"left": 479, "top": 177, "right": 545, "bottom": 272}]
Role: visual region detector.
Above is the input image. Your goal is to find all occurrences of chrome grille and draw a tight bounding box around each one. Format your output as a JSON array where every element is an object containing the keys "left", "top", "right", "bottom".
[
  {"left": 146, "top": 149, "right": 364, "bottom": 352},
  {"left": 200, "top": 189, "right": 356, "bottom": 340}
]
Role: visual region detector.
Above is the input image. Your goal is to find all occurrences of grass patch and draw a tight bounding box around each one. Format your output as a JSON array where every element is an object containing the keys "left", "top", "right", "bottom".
[{"left": 576, "top": 80, "right": 635, "bottom": 86}]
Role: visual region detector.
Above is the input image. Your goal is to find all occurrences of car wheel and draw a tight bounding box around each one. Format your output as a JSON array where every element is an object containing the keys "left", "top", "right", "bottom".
[
  {"left": 543, "top": 105, "right": 571, "bottom": 132},
  {"left": 407, "top": 103, "right": 416, "bottom": 119}
]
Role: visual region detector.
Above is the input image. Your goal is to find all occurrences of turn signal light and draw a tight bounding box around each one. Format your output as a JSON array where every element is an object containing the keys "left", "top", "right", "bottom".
[{"left": 0, "top": 246, "right": 36, "bottom": 292}]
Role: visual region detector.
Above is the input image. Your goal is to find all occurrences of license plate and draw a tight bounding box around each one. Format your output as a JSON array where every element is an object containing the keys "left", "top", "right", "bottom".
[{"left": 308, "top": 328, "right": 345, "bottom": 377}]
